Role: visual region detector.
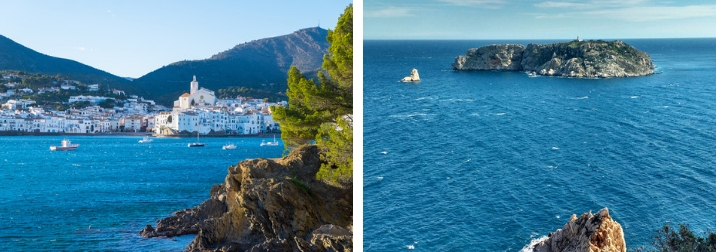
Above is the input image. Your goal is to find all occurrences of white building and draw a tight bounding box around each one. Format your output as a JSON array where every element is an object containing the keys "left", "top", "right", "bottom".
[
  {"left": 88, "top": 84, "right": 100, "bottom": 92},
  {"left": 173, "top": 76, "right": 217, "bottom": 110},
  {"left": 2, "top": 99, "right": 36, "bottom": 110},
  {"left": 69, "top": 95, "right": 113, "bottom": 105}
]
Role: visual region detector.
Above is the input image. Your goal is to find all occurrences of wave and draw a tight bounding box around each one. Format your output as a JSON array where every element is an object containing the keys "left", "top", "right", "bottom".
[
  {"left": 521, "top": 235, "right": 549, "bottom": 252},
  {"left": 388, "top": 113, "right": 434, "bottom": 119},
  {"left": 445, "top": 98, "right": 476, "bottom": 102},
  {"left": 570, "top": 96, "right": 589, "bottom": 100}
]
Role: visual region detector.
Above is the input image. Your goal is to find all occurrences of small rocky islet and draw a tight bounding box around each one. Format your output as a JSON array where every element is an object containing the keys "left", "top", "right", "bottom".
[{"left": 452, "top": 39, "right": 655, "bottom": 78}]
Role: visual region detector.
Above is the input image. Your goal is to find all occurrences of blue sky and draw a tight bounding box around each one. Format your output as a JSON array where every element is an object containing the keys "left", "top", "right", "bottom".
[
  {"left": 365, "top": 0, "right": 716, "bottom": 40},
  {"left": 0, "top": 1, "right": 352, "bottom": 78}
]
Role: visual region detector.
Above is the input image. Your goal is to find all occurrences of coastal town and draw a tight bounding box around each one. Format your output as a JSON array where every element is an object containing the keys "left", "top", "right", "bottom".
[{"left": 0, "top": 73, "right": 283, "bottom": 136}]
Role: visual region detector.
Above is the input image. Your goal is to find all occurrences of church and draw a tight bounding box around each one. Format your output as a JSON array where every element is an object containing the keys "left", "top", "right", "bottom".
[{"left": 173, "top": 75, "right": 217, "bottom": 110}]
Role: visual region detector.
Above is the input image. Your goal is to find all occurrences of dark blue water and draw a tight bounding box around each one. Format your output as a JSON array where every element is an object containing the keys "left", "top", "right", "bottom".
[
  {"left": 0, "top": 136, "right": 282, "bottom": 251},
  {"left": 363, "top": 38, "right": 716, "bottom": 251}
]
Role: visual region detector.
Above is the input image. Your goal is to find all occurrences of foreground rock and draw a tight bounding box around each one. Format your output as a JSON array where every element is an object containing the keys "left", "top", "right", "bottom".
[
  {"left": 524, "top": 208, "right": 626, "bottom": 252},
  {"left": 453, "top": 40, "right": 655, "bottom": 78},
  {"left": 140, "top": 145, "right": 353, "bottom": 251}
]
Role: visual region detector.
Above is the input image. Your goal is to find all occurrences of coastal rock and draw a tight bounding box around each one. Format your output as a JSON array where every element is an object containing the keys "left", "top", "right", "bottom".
[
  {"left": 400, "top": 68, "right": 421, "bottom": 82},
  {"left": 452, "top": 44, "right": 525, "bottom": 71},
  {"left": 139, "top": 196, "right": 227, "bottom": 238},
  {"left": 453, "top": 40, "right": 655, "bottom": 78},
  {"left": 525, "top": 208, "right": 626, "bottom": 252},
  {"left": 142, "top": 145, "right": 352, "bottom": 251}
]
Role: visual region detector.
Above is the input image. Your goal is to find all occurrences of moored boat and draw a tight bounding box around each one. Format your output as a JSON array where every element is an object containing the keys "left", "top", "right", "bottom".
[
  {"left": 139, "top": 136, "right": 153, "bottom": 143},
  {"left": 222, "top": 143, "right": 237, "bottom": 150},
  {"left": 188, "top": 132, "right": 204, "bottom": 147},
  {"left": 50, "top": 139, "right": 79, "bottom": 151},
  {"left": 260, "top": 136, "right": 280, "bottom": 146}
]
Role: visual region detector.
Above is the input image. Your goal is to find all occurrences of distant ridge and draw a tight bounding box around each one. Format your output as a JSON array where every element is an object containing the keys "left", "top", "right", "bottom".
[
  {"left": 1, "top": 27, "right": 330, "bottom": 105},
  {"left": 131, "top": 27, "right": 330, "bottom": 105},
  {"left": 0, "top": 34, "right": 142, "bottom": 95}
]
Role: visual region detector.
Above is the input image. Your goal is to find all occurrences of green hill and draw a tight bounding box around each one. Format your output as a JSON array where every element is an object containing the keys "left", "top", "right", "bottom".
[
  {"left": 130, "top": 27, "right": 330, "bottom": 106},
  {"left": 0, "top": 34, "right": 143, "bottom": 96}
]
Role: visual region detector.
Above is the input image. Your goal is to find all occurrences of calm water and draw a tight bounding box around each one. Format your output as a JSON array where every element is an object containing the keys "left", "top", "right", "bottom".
[
  {"left": 364, "top": 38, "right": 716, "bottom": 251},
  {"left": 0, "top": 136, "right": 282, "bottom": 251}
]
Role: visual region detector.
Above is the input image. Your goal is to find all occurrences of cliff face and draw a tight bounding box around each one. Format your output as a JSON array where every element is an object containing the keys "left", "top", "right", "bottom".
[
  {"left": 453, "top": 44, "right": 525, "bottom": 71},
  {"left": 524, "top": 208, "right": 626, "bottom": 252},
  {"left": 140, "top": 145, "right": 353, "bottom": 251},
  {"left": 453, "top": 40, "right": 655, "bottom": 78}
]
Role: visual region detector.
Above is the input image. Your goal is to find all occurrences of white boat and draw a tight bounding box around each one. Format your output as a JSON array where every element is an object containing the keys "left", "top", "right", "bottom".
[
  {"left": 50, "top": 139, "right": 79, "bottom": 151},
  {"left": 138, "top": 136, "right": 153, "bottom": 143},
  {"left": 260, "top": 136, "right": 280, "bottom": 146},
  {"left": 188, "top": 132, "right": 204, "bottom": 147},
  {"left": 222, "top": 143, "right": 237, "bottom": 150}
]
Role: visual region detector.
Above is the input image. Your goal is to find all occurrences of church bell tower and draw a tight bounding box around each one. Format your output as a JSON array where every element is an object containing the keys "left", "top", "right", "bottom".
[{"left": 190, "top": 75, "right": 198, "bottom": 95}]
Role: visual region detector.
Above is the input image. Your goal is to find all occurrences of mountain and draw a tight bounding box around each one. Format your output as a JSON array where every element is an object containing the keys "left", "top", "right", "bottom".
[
  {"left": 131, "top": 27, "right": 330, "bottom": 106},
  {"left": 0, "top": 35, "right": 142, "bottom": 95}
]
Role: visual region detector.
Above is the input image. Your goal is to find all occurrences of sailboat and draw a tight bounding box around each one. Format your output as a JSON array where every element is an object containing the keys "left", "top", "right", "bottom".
[
  {"left": 260, "top": 136, "right": 280, "bottom": 146},
  {"left": 188, "top": 131, "right": 205, "bottom": 147}
]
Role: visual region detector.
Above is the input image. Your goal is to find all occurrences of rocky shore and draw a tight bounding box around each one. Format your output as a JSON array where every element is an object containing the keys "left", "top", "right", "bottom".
[
  {"left": 523, "top": 208, "right": 626, "bottom": 252},
  {"left": 140, "top": 145, "right": 352, "bottom": 251},
  {"left": 453, "top": 40, "right": 655, "bottom": 78}
]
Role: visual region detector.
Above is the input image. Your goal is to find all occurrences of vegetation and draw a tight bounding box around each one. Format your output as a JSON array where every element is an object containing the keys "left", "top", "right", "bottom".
[
  {"left": 0, "top": 71, "right": 130, "bottom": 110},
  {"left": 271, "top": 5, "right": 353, "bottom": 186},
  {"left": 288, "top": 177, "right": 313, "bottom": 196},
  {"left": 635, "top": 223, "right": 716, "bottom": 252},
  {"left": 217, "top": 87, "right": 281, "bottom": 101}
]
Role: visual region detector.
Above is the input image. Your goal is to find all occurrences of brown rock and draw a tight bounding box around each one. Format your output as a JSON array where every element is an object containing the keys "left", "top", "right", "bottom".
[
  {"left": 142, "top": 145, "right": 352, "bottom": 251},
  {"left": 529, "top": 208, "right": 625, "bottom": 252}
]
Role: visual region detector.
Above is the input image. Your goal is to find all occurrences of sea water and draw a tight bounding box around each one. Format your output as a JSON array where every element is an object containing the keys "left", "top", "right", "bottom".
[
  {"left": 363, "top": 38, "right": 716, "bottom": 251},
  {"left": 0, "top": 136, "right": 282, "bottom": 251}
]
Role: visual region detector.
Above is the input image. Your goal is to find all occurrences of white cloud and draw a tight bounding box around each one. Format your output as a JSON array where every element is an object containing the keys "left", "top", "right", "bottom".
[
  {"left": 535, "top": 0, "right": 646, "bottom": 9},
  {"left": 74, "top": 46, "right": 95, "bottom": 52},
  {"left": 365, "top": 7, "right": 414, "bottom": 18},
  {"left": 534, "top": 1, "right": 590, "bottom": 8},
  {"left": 532, "top": 2, "right": 716, "bottom": 22},
  {"left": 437, "top": 0, "right": 506, "bottom": 8},
  {"left": 586, "top": 5, "right": 716, "bottom": 22}
]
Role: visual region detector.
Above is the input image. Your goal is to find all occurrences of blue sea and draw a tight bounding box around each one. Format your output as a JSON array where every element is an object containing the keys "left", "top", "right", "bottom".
[
  {"left": 363, "top": 38, "right": 716, "bottom": 251},
  {"left": 0, "top": 136, "right": 282, "bottom": 251}
]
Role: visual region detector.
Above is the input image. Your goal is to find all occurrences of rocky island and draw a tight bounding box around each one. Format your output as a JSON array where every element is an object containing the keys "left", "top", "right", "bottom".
[
  {"left": 452, "top": 40, "right": 655, "bottom": 78},
  {"left": 140, "top": 145, "right": 352, "bottom": 251}
]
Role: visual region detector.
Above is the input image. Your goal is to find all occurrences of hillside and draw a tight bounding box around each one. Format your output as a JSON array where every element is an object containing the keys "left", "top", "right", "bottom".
[
  {"left": 0, "top": 35, "right": 143, "bottom": 95},
  {"left": 131, "top": 27, "right": 330, "bottom": 106}
]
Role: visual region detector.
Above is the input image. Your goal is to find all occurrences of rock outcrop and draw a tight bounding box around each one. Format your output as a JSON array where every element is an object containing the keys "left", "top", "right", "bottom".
[
  {"left": 400, "top": 68, "right": 420, "bottom": 82},
  {"left": 525, "top": 208, "right": 626, "bottom": 252},
  {"left": 140, "top": 145, "right": 353, "bottom": 251},
  {"left": 453, "top": 40, "right": 655, "bottom": 78}
]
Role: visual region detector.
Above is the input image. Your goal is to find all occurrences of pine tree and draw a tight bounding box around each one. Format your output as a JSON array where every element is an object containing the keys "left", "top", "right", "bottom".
[{"left": 271, "top": 5, "right": 353, "bottom": 186}]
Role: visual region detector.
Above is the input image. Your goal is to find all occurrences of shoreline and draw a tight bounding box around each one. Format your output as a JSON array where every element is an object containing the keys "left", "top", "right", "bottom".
[{"left": 0, "top": 131, "right": 281, "bottom": 138}]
